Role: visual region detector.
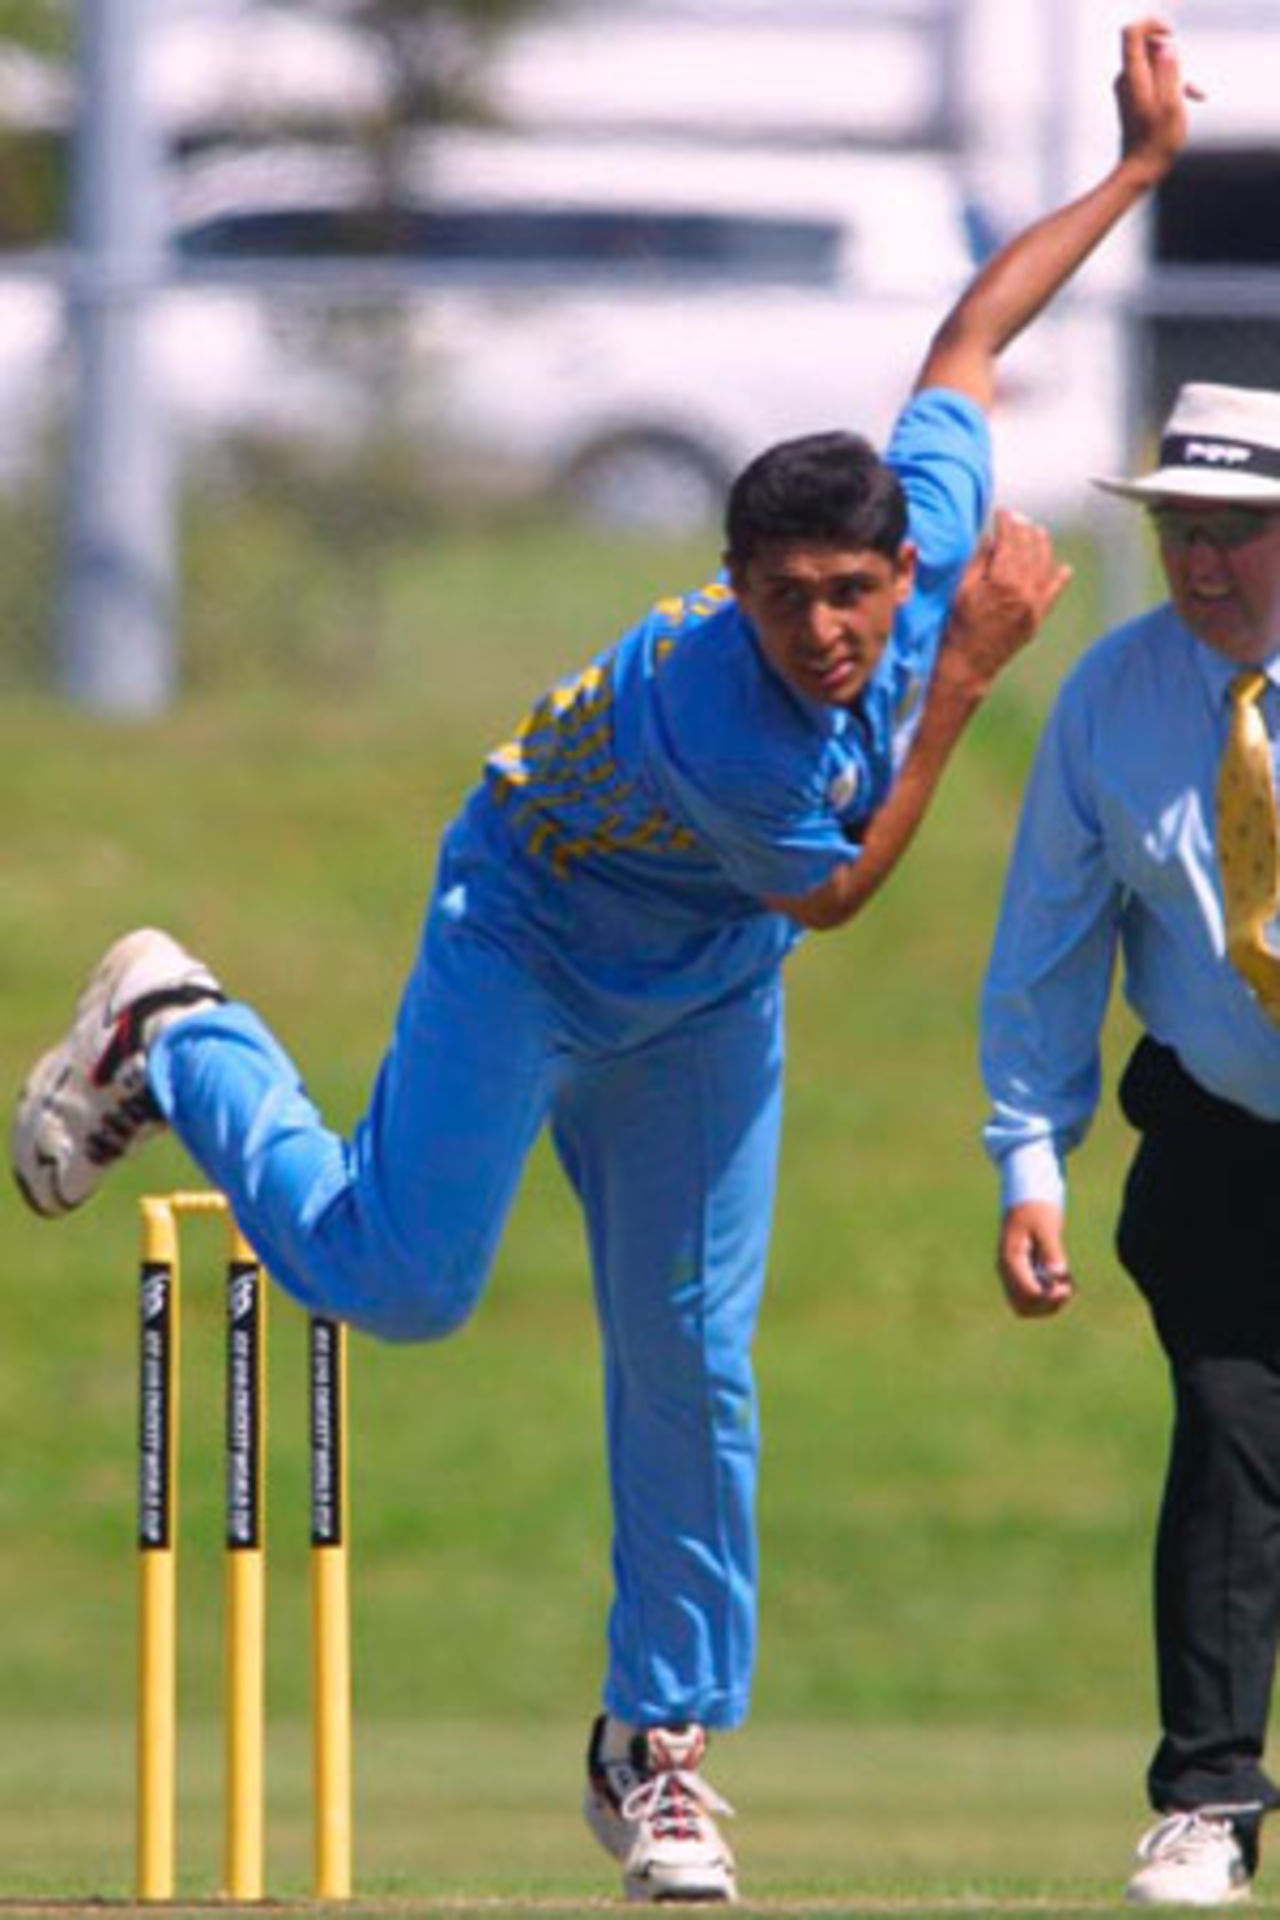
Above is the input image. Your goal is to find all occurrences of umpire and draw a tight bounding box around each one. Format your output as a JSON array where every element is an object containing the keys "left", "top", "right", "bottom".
[{"left": 982, "top": 382, "right": 1280, "bottom": 1907}]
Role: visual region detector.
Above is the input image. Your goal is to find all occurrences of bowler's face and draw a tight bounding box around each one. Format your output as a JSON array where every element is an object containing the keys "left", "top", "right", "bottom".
[
  {"left": 730, "top": 539, "right": 917, "bottom": 708},
  {"left": 1154, "top": 501, "right": 1280, "bottom": 664}
]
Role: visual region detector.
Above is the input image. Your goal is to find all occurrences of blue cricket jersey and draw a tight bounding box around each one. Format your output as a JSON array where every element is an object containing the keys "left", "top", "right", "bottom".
[{"left": 437, "top": 387, "right": 990, "bottom": 1040}]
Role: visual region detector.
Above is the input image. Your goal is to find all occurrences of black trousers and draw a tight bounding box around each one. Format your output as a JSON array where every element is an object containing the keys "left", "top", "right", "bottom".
[{"left": 1117, "top": 1037, "right": 1280, "bottom": 1817}]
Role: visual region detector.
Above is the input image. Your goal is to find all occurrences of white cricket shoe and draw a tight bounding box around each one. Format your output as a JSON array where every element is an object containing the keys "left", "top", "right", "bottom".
[
  {"left": 12, "top": 928, "right": 223, "bottom": 1217},
  {"left": 584, "top": 1715, "right": 737, "bottom": 1904},
  {"left": 1126, "top": 1809, "right": 1255, "bottom": 1906}
]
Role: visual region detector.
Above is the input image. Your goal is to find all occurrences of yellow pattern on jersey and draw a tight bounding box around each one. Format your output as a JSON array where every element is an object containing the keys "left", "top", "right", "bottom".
[{"left": 487, "top": 586, "right": 728, "bottom": 880}]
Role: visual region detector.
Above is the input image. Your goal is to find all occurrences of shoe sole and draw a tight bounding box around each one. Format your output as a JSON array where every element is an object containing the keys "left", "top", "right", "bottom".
[
  {"left": 12, "top": 1048, "right": 84, "bottom": 1217},
  {"left": 1125, "top": 1891, "right": 1251, "bottom": 1908},
  {"left": 11, "top": 929, "right": 216, "bottom": 1218},
  {"left": 625, "top": 1876, "right": 737, "bottom": 1904}
]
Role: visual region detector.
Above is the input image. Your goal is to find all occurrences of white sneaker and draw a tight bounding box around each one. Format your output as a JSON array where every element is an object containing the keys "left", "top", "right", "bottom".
[
  {"left": 1126, "top": 1809, "right": 1255, "bottom": 1906},
  {"left": 584, "top": 1716, "right": 737, "bottom": 1904},
  {"left": 12, "top": 929, "right": 223, "bottom": 1217}
]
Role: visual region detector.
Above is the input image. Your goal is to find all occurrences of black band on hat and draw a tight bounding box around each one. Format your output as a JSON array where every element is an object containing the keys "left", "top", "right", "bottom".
[{"left": 1160, "top": 433, "right": 1280, "bottom": 480}]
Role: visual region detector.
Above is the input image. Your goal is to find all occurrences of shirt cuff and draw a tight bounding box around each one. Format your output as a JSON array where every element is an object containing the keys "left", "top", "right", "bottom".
[{"left": 998, "top": 1138, "right": 1066, "bottom": 1214}]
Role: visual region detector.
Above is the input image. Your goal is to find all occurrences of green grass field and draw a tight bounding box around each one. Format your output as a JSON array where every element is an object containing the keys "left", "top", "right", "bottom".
[
  {"left": 0, "top": 512, "right": 1232, "bottom": 1908},
  {"left": 0, "top": 1719, "right": 1172, "bottom": 1907}
]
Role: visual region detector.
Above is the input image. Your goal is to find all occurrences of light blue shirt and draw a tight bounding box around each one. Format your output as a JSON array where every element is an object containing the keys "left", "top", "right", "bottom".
[{"left": 982, "top": 601, "right": 1280, "bottom": 1211}]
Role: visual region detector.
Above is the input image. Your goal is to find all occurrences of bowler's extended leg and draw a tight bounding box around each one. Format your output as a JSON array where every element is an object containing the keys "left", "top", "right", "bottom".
[{"left": 14, "top": 911, "right": 560, "bottom": 1341}]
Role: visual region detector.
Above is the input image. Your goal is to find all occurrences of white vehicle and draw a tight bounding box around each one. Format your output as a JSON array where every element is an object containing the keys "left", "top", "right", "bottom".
[{"left": 0, "top": 133, "right": 1126, "bottom": 528}]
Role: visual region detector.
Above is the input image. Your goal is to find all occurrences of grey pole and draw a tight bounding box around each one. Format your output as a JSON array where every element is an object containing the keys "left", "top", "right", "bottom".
[{"left": 59, "top": 0, "right": 175, "bottom": 714}]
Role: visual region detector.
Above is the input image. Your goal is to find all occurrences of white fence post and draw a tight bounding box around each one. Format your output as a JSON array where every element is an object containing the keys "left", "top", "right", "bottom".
[{"left": 59, "top": 0, "right": 175, "bottom": 715}]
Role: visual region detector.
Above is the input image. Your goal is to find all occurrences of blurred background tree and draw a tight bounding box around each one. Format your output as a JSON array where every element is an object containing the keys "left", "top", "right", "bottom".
[
  {"left": 0, "top": 0, "right": 566, "bottom": 247},
  {"left": 0, "top": 0, "right": 67, "bottom": 58},
  {"left": 0, "top": 0, "right": 68, "bottom": 245},
  {"left": 310, "top": 0, "right": 564, "bottom": 196}
]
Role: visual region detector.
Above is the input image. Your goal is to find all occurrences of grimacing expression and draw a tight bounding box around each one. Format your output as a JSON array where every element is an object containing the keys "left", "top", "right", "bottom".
[
  {"left": 1151, "top": 502, "right": 1280, "bottom": 664},
  {"left": 730, "top": 539, "right": 917, "bottom": 708}
]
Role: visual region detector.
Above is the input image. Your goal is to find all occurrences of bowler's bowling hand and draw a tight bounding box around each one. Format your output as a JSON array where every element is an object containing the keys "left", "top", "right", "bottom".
[
  {"left": 936, "top": 510, "right": 1072, "bottom": 702},
  {"left": 1114, "top": 16, "right": 1204, "bottom": 186}
]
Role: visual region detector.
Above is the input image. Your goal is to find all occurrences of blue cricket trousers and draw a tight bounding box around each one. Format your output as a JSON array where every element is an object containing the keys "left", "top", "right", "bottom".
[{"left": 148, "top": 884, "right": 785, "bottom": 1731}]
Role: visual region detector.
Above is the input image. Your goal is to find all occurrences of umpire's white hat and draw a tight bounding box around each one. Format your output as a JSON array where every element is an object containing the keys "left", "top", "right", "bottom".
[{"left": 1094, "top": 382, "right": 1280, "bottom": 505}]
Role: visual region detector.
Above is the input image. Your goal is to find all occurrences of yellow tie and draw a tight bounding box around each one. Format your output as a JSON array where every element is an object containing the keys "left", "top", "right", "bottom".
[{"left": 1217, "top": 668, "right": 1280, "bottom": 1022}]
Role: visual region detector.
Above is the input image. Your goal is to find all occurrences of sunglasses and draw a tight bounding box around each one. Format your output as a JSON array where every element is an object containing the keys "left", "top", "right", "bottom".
[{"left": 1147, "top": 503, "right": 1279, "bottom": 552}]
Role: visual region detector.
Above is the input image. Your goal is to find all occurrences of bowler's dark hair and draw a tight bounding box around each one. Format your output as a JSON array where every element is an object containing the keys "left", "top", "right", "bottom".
[{"left": 724, "top": 430, "right": 907, "bottom": 566}]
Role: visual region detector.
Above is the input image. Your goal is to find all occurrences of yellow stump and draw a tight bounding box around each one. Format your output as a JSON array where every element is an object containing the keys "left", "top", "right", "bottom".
[
  {"left": 224, "top": 1220, "right": 267, "bottom": 1899},
  {"left": 310, "top": 1316, "right": 352, "bottom": 1899},
  {"left": 136, "top": 1195, "right": 181, "bottom": 1902}
]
